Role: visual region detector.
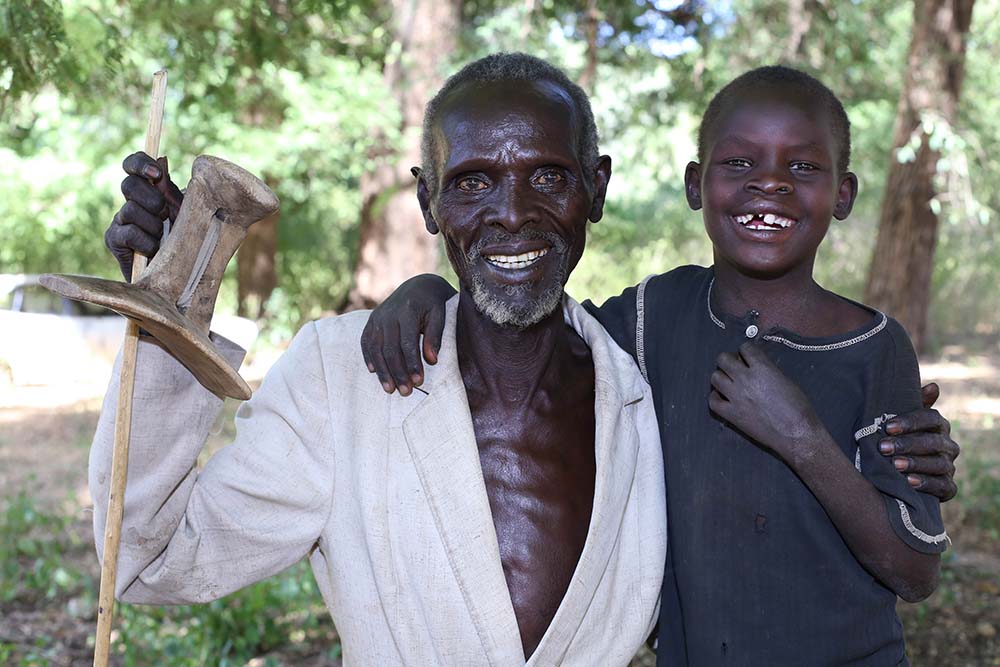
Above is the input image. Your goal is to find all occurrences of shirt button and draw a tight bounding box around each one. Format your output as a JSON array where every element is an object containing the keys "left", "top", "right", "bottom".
[{"left": 745, "top": 324, "right": 759, "bottom": 338}]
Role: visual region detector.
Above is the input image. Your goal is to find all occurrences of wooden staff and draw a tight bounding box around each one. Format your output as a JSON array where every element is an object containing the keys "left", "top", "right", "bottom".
[{"left": 93, "top": 69, "right": 167, "bottom": 667}]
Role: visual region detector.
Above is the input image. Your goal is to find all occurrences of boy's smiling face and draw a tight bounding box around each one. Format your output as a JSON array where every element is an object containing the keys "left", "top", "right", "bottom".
[{"left": 685, "top": 89, "right": 858, "bottom": 280}]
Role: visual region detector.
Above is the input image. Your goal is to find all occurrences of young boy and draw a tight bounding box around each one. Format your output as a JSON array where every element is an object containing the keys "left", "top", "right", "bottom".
[
  {"left": 592, "top": 66, "right": 948, "bottom": 665},
  {"left": 363, "top": 66, "right": 950, "bottom": 665}
]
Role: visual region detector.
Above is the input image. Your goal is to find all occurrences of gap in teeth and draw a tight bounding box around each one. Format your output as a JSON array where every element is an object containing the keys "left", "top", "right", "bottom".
[{"left": 735, "top": 213, "right": 793, "bottom": 228}]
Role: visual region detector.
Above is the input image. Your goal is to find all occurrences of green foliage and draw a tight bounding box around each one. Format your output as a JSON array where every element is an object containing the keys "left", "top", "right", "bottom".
[
  {"left": 1, "top": 0, "right": 998, "bottom": 334},
  {"left": 0, "top": 637, "right": 61, "bottom": 667},
  {"left": 0, "top": 1, "right": 126, "bottom": 114},
  {"left": 116, "top": 561, "right": 337, "bottom": 667},
  {"left": 927, "top": 1, "right": 1000, "bottom": 344},
  {"left": 0, "top": 491, "right": 87, "bottom": 604},
  {"left": 961, "top": 454, "right": 1000, "bottom": 539},
  {"left": 0, "top": 1, "right": 399, "bottom": 333},
  {"left": 0, "top": 487, "right": 337, "bottom": 665}
]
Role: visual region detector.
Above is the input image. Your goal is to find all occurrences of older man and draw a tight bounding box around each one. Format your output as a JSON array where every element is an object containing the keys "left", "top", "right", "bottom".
[{"left": 97, "top": 54, "right": 664, "bottom": 664}]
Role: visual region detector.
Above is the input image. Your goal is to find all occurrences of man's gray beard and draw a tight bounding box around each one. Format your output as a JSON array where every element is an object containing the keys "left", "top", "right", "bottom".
[{"left": 465, "top": 230, "right": 569, "bottom": 329}]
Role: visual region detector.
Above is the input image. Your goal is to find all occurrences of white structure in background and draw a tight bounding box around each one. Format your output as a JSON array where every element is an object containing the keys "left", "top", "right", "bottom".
[{"left": 0, "top": 274, "right": 257, "bottom": 401}]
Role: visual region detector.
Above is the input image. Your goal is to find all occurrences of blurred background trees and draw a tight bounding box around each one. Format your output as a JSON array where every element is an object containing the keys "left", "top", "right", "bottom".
[
  {"left": 1, "top": 0, "right": 997, "bottom": 350},
  {"left": 865, "top": 0, "right": 976, "bottom": 351}
]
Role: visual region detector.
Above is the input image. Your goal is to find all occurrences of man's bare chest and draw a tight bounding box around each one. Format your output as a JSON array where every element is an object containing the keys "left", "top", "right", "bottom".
[{"left": 470, "top": 407, "right": 597, "bottom": 657}]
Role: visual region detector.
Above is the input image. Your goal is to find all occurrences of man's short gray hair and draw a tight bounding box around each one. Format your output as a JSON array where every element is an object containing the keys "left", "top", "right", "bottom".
[{"left": 420, "top": 52, "right": 600, "bottom": 194}]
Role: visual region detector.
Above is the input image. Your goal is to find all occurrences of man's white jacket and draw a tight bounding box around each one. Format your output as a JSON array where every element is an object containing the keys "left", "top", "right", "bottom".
[{"left": 90, "top": 295, "right": 666, "bottom": 666}]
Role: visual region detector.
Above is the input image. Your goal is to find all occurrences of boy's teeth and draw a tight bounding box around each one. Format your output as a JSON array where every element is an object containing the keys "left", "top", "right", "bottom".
[
  {"left": 484, "top": 248, "right": 549, "bottom": 269},
  {"left": 734, "top": 213, "right": 796, "bottom": 229}
]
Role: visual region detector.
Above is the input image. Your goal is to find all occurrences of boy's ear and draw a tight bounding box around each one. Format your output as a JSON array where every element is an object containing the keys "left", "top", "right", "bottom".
[
  {"left": 684, "top": 161, "right": 703, "bottom": 210},
  {"left": 588, "top": 155, "right": 613, "bottom": 223},
  {"left": 833, "top": 171, "right": 859, "bottom": 220},
  {"left": 414, "top": 167, "right": 439, "bottom": 235}
]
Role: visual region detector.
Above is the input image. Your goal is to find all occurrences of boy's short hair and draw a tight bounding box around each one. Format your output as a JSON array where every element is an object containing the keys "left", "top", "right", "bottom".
[
  {"left": 697, "top": 65, "right": 852, "bottom": 173},
  {"left": 420, "top": 52, "right": 600, "bottom": 194}
]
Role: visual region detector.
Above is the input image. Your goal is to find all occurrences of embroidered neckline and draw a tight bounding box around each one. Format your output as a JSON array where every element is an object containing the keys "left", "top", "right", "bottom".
[
  {"left": 706, "top": 276, "right": 888, "bottom": 352},
  {"left": 707, "top": 278, "right": 726, "bottom": 330}
]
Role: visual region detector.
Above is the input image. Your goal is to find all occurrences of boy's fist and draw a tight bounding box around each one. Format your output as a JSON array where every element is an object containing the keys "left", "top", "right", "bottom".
[{"left": 709, "top": 341, "right": 822, "bottom": 464}]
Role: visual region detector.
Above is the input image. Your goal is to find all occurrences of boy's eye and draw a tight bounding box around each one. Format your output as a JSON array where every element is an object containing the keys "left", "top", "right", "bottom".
[
  {"left": 456, "top": 176, "right": 488, "bottom": 192},
  {"left": 532, "top": 169, "right": 566, "bottom": 187},
  {"left": 723, "top": 158, "right": 752, "bottom": 168},
  {"left": 790, "top": 162, "right": 818, "bottom": 172}
]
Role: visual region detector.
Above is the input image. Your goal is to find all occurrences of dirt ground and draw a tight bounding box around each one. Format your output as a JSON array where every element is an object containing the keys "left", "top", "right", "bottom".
[{"left": 1, "top": 342, "right": 998, "bottom": 666}]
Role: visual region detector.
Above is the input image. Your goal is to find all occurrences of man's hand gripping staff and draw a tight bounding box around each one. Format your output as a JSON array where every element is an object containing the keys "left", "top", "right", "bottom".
[{"left": 39, "top": 72, "right": 279, "bottom": 666}]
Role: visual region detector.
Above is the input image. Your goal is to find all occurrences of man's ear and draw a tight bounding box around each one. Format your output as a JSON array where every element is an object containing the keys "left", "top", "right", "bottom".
[
  {"left": 684, "top": 161, "right": 703, "bottom": 211},
  {"left": 834, "top": 172, "right": 859, "bottom": 220},
  {"left": 587, "top": 155, "right": 613, "bottom": 223},
  {"left": 414, "top": 168, "right": 439, "bottom": 234}
]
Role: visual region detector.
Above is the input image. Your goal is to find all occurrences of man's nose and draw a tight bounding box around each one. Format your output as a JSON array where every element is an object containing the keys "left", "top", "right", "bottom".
[
  {"left": 484, "top": 180, "right": 539, "bottom": 233},
  {"left": 746, "top": 163, "right": 793, "bottom": 195}
]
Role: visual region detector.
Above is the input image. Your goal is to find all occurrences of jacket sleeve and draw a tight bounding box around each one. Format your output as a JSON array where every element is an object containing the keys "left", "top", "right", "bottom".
[{"left": 89, "top": 322, "right": 334, "bottom": 604}]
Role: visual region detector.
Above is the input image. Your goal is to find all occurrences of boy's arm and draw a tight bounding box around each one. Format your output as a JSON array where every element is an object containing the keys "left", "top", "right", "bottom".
[
  {"left": 709, "top": 341, "right": 943, "bottom": 602},
  {"left": 360, "top": 273, "right": 456, "bottom": 395},
  {"left": 360, "top": 275, "right": 649, "bottom": 392},
  {"left": 90, "top": 324, "right": 334, "bottom": 604}
]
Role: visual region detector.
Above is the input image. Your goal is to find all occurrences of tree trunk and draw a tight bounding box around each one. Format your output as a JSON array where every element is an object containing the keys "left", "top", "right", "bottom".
[
  {"left": 864, "top": 0, "right": 975, "bottom": 352},
  {"left": 236, "top": 209, "right": 279, "bottom": 319},
  {"left": 578, "top": 0, "right": 600, "bottom": 93},
  {"left": 234, "top": 65, "right": 282, "bottom": 321},
  {"left": 349, "top": 0, "right": 461, "bottom": 308},
  {"left": 783, "top": 0, "right": 812, "bottom": 62}
]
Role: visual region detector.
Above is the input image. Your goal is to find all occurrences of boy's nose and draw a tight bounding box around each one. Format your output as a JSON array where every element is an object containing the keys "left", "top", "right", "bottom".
[{"left": 746, "top": 171, "right": 794, "bottom": 196}]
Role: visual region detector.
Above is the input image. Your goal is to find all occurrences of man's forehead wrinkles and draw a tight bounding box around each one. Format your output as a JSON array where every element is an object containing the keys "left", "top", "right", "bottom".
[
  {"left": 436, "top": 86, "right": 579, "bottom": 141},
  {"left": 439, "top": 115, "right": 578, "bottom": 176},
  {"left": 443, "top": 136, "right": 577, "bottom": 167},
  {"left": 444, "top": 108, "right": 568, "bottom": 140},
  {"left": 447, "top": 112, "right": 536, "bottom": 138},
  {"left": 442, "top": 151, "right": 574, "bottom": 182}
]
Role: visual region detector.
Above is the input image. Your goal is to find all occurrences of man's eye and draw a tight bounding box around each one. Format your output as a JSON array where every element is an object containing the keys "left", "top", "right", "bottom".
[
  {"left": 723, "top": 158, "right": 752, "bottom": 168},
  {"left": 456, "top": 176, "right": 488, "bottom": 192},
  {"left": 532, "top": 169, "right": 565, "bottom": 186}
]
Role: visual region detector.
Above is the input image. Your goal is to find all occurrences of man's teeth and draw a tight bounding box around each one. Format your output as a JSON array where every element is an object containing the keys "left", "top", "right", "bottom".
[
  {"left": 734, "top": 213, "right": 796, "bottom": 230},
  {"left": 484, "top": 248, "right": 549, "bottom": 269}
]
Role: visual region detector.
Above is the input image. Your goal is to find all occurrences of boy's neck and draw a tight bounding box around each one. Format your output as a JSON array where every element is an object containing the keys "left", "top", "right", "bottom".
[{"left": 710, "top": 260, "right": 828, "bottom": 333}]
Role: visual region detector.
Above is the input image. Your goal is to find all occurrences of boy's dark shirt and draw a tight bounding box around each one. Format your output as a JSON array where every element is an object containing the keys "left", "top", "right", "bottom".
[{"left": 585, "top": 265, "right": 947, "bottom": 667}]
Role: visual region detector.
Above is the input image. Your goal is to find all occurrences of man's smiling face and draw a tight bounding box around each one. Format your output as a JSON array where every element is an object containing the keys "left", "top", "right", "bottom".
[{"left": 417, "top": 79, "right": 610, "bottom": 328}]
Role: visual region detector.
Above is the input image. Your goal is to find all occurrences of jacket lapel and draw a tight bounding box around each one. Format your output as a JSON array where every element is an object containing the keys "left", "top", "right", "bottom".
[
  {"left": 401, "top": 296, "right": 647, "bottom": 665},
  {"left": 527, "top": 298, "right": 645, "bottom": 665},
  {"left": 402, "top": 298, "right": 525, "bottom": 666}
]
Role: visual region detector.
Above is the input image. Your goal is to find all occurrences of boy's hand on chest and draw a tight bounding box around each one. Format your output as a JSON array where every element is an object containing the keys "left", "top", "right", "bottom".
[{"left": 708, "top": 341, "right": 827, "bottom": 466}]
